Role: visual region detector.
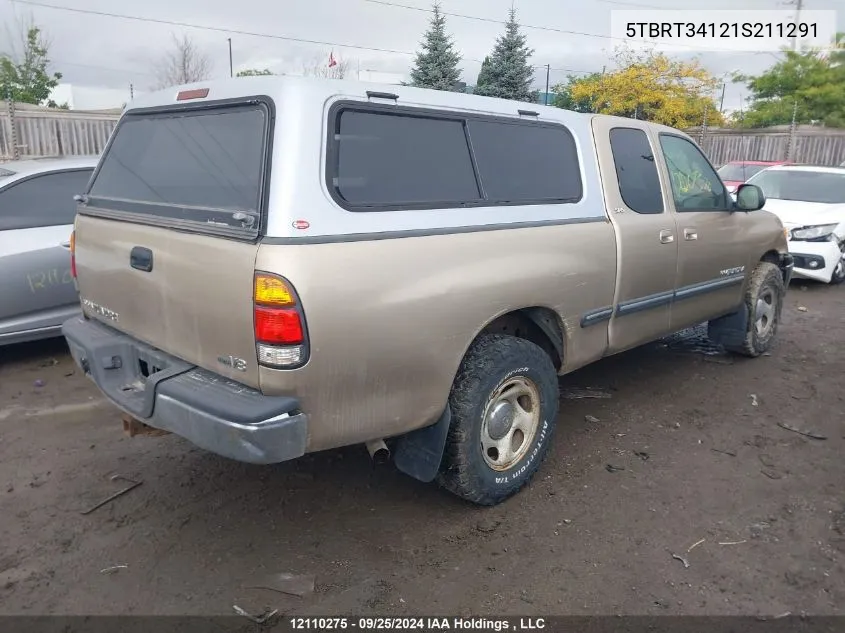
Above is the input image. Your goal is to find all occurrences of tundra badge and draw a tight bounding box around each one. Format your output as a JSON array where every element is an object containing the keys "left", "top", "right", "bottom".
[{"left": 81, "top": 298, "right": 119, "bottom": 322}]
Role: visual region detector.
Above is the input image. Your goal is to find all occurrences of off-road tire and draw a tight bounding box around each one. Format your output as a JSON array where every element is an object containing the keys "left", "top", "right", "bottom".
[
  {"left": 437, "top": 334, "right": 559, "bottom": 506},
  {"left": 712, "top": 262, "right": 784, "bottom": 358}
]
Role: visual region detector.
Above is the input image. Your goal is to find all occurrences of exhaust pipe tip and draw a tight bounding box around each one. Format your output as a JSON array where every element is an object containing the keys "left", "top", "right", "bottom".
[{"left": 365, "top": 439, "right": 390, "bottom": 465}]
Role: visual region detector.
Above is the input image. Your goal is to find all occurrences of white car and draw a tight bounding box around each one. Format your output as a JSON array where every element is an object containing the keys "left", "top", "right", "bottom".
[{"left": 746, "top": 165, "right": 845, "bottom": 284}]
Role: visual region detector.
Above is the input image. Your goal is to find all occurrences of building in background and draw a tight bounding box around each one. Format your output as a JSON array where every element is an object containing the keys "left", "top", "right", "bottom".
[
  {"left": 48, "top": 84, "right": 137, "bottom": 110},
  {"left": 355, "top": 70, "right": 405, "bottom": 84}
]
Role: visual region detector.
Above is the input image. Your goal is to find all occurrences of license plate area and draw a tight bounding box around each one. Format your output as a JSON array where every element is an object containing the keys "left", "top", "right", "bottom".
[
  {"left": 139, "top": 357, "right": 162, "bottom": 379},
  {"left": 89, "top": 338, "right": 194, "bottom": 419}
]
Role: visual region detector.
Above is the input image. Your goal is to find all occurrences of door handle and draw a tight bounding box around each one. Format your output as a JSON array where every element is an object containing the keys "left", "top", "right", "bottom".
[
  {"left": 130, "top": 246, "right": 153, "bottom": 272},
  {"left": 659, "top": 229, "right": 674, "bottom": 244},
  {"left": 684, "top": 228, "right": 698, "bottom": 241},
  {"left": 59, "top": 240, "right": 71, "bottom": 249}
]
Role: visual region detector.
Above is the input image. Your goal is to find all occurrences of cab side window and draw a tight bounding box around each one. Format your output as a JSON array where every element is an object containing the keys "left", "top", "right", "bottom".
[
  {"left": 0, "top": 169, "right": 92, "bottom": 231},
  {"left": 658, "top": 135, "right": 728, "bottom": 211},
  {"left": 609, "top": 127, "right": 664, "bottom": 214}
]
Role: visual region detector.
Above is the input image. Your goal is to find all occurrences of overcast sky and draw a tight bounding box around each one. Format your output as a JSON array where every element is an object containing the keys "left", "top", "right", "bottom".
[{"left": 1, "top": 0, "right": 843, "bottom": 111}]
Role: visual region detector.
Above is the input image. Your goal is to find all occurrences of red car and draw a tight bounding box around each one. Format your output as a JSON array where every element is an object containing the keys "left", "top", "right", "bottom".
[{"left": 717, "top": 160, "right": 789, "bottom": 193}]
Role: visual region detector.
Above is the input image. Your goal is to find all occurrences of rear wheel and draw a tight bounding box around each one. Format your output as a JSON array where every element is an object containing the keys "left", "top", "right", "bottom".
[{"left": 437, "top": 334, "right": 559, "bottom": 506}]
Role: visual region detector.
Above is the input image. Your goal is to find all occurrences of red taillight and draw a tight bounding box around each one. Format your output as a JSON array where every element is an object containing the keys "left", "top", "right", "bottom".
[
  {"left": 254, "top": 307, "right": 303, "bottom": 345},
  {"left": 253, "top": 272, "right": 307, "bottom": 367},
  {"left": 70, "top": 230, "right": 77, "bottom": 278}
]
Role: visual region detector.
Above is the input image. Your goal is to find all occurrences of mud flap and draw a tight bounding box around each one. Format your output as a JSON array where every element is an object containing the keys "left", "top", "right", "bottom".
[
  {"left": 708, "top": 303, "right": 750, "bottom": 350},
  {"left": 780, "top": 253, "right": 795, "bottom": 287},
  {"left": 393, "top": 405, "right": 452, "bottom": 483}
]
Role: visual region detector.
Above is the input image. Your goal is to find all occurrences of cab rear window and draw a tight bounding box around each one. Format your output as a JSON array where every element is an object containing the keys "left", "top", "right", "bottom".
[{"left": 87, "top": 102, "right": 270, "bottom": 235}]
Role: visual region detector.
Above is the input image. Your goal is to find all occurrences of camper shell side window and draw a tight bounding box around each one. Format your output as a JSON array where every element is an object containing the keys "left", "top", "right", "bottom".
[{"left": 326, "top": 102, "right": 584, "bottom": 212}]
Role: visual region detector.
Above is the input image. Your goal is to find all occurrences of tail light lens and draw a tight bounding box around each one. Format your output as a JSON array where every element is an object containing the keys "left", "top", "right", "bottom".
[
  {"left": 255, "top": 275, "right": 294, "bottom": 306},
  {"left": 70, "top": 230, "right": 77, "bottom": 278},
  {"left": 255, "top": 307, "right": 303, "bottom": 344},
  {"left": 254, "top": 272, "right": 308, "bottom": 368}
]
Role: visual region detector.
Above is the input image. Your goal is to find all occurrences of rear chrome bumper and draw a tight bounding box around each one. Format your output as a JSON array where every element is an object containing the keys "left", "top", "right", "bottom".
[{"left": 61, "top": 316, "right": 308, "bottom": 465}]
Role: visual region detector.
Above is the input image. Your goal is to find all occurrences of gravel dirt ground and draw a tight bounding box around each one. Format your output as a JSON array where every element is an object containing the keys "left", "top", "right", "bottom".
[{"left": 1, "top": 280, "right": 843, "bottom": 617}]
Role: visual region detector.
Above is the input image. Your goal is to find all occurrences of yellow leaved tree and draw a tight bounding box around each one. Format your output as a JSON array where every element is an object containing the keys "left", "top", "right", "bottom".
[{"left": 561, "top": 46, "right": 725, "bottom": 128}]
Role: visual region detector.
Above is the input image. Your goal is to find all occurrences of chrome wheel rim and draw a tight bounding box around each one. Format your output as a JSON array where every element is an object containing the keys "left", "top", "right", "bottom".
[
  {"left": 755, "top": 288, "right": 775, "bottom": 336},
  {"left": 480, "top": 376, "right": 541, "bottom": 471}
]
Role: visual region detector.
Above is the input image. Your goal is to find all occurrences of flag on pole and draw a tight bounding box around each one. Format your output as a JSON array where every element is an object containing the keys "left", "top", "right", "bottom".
[{"left": 328, "top": 51, "right": 337, "bottom": 68}]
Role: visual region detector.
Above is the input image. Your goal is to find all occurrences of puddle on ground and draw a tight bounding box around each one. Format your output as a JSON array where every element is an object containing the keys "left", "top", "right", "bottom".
[{"left": 658, "top": 323, "right": 727, "bottom": 357}]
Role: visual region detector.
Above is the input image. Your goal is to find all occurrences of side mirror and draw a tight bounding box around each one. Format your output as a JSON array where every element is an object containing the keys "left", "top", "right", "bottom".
[{"left": 735, "top": 184, "right": 766, "bottom": 211}]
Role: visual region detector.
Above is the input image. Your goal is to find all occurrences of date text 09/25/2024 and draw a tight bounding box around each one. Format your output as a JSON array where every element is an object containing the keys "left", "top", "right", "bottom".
[{"left": 289, "top": 617, "right": 547, "bottom": 631}]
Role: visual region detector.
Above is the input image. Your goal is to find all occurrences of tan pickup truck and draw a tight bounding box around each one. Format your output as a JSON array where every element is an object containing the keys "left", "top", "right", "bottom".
[{"left": 62, "top": 77, "right": 793, "bottom": 506}]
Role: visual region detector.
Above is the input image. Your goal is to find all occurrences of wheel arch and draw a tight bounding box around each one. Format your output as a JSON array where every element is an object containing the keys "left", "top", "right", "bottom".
[
  {"left": 476, "top": 306, "right": 564, "bottom": 371},
  {"left": 759, "top": 248, "right": 793, "bottom": 285},
  {"left": 760, "top": 249, "right": 780, "bottom": 265}
]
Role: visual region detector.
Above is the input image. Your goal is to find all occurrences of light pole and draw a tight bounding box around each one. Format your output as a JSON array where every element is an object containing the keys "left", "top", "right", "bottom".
[
  {"left": 784, "top": 0, "right": 804, "bottom": 51},
  {"left": 719, "top": 70, "right": 739, "bottom": 115},
  {"left": 227, "top": 38, "right": 233, "bottom": 77},
  {"left": 544, "top": 64, "right": 550, "bottom": 105}
]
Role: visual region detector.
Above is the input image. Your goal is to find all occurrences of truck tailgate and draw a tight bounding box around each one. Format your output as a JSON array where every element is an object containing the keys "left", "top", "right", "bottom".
[{"left": 74, "top": 214, "right": 260, "bottom": 388}]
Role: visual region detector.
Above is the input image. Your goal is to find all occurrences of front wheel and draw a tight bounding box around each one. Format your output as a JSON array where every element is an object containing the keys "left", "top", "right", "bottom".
[
  {"left": 437, "top": 334, "right": 559, "bottom": 506},
  {"left": 830, "top": 253, "right": 845, "bottom": 285},
  {"left": 710, "top": 261, "right": 784, "bottom": 358}
]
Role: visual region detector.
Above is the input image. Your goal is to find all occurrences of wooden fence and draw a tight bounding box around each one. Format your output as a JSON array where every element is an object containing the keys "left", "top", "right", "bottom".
[
  {"left": 3, "top": 101, "right": 845, "bottom": 169},
  {"left": 689, "top": 125, "right": 845, "bottom": 167},
  {"left": 1, "top": 101, "right": 120, "bottom": 161}
]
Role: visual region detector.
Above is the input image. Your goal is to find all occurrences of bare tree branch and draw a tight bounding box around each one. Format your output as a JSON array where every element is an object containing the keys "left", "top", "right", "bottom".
[
  {"left": 301, "top": 52, "right": 350, "bottom": 80},
  {"left": 2, "top": 12, "right": 41, "bottom": 62},
  {"left": 152, "top": 33, "right": 212, "bottom": 89}
]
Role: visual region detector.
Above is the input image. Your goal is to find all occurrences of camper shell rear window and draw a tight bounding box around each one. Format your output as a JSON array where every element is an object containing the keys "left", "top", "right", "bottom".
[{"left": 85, "top": 97, "right": 273, "bottom": 238}]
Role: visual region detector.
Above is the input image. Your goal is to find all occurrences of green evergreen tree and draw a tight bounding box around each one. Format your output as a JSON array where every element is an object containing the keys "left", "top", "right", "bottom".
[
  {"left": 409, "top": 2, "right": 463, "bottom": 91},
  {"left": 475, "top": 56, "right": 492, "bottom": 92},
  {"left": 474, "top": 9, "right": 535, "bottom": 102}
]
